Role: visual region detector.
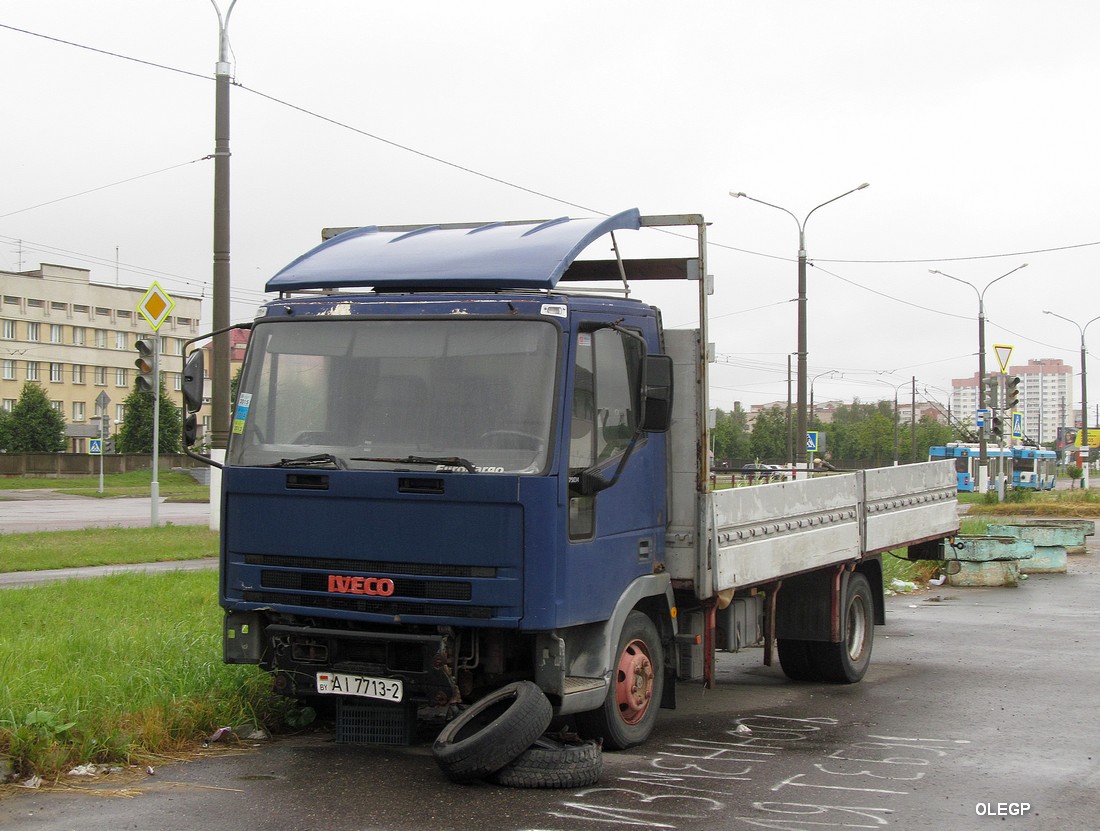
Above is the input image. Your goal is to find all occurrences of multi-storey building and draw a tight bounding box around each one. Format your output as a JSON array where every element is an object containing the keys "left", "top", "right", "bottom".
[
  {"left": 1, "top": 263, "right": 202, "bottom": 452},
  {"left": 950, "top": 358, "right": 1074, "bottom": 445}
]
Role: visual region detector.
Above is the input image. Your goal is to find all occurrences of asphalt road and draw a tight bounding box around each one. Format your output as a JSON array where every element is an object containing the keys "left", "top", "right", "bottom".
[
  {"left": 3, "top": 541, "right": 1097, "bottom": 830},
  {"left": 0, "top": 490, "right": 211, "bottom": 533}
]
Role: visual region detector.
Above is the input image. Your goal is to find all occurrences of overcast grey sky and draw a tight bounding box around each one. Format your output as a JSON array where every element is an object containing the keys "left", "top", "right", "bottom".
[{"left": 3, "top": 1, "right": 1098, "bottom": 414}]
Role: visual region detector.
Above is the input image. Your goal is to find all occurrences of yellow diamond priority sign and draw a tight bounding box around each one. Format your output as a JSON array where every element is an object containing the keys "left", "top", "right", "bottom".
[{"left": 137, "top": 282, "right": 176, "bottom": 331}]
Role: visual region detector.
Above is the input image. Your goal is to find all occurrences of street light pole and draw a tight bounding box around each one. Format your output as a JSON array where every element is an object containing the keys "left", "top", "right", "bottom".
[
  {"left": 731, "top": 184, "right": 869, "bottom": 474},
  {"left": 911, "top": 375, "right": 917, "bottom": 463},
  {"left": 1043, "top": 310, "right": 1100, "bottom": 490},
  {"left": 873, "top": 377, "right": 907, "bottom": 465},
  {"left": 811, "top": 369, "right": 840, "bottom": 422},
  {"left": 930, "top": 264, "right": 1028, "bottom": 493}
]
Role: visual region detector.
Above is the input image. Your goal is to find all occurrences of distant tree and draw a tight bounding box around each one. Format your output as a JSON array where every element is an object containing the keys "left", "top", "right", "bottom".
[
  {"left": 117, "top": 377, "right": 183, "bottom": 454},
  {"left": 712, "top": 406, "right": 752, "bottom": 462},
  {"left": 727, "top": 405, "right": 751, "bottom": 461},
  {"left": 901, "top": 417, "right": 955, "bottom": 463},
  {"left": 230, "top": 365, "right": 242, "bottom": 408},
  {"left": 750, "top": 406, "right": 788, "bottom": 461},
  {"left": 0, "top": 382, "right": 66, "bottom": 452},
  {"left": 856, "top": 409, "right": 896, "bottom": 466}
]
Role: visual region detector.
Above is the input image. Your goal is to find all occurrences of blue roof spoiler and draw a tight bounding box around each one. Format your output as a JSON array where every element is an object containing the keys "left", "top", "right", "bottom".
[{"left": 265, "top": 209, "right": 643, "bottom": 292}]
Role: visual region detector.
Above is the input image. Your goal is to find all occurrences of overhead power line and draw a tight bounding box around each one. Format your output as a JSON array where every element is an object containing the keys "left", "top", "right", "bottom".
[
  {"left": 4, "top": 22, "right": 1099, "bottom": 312},
  {"left": 0, "top": 22, "right": 209, "bottom": 80},
  {"left": 0, "top": 156, "right": 212, "bottom": 219}
]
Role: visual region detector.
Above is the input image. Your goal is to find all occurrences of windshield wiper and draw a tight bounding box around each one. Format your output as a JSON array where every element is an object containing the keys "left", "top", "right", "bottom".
[
  {"left": 351, "top": 455, "right": 477, "bottom": 473},
  {"left": 266, "top": 453, "right": 347, "bottom": 469}
]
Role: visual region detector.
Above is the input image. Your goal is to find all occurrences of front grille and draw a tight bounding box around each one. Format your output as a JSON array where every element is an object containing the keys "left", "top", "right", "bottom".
[
  {"left": 242, "top": 590, "right": 493, "bottom": 619},
  {"left": 260, "top": 570, "right": 472, "bottom": 601},
  {"left": 244, "top": 553, "right": 496, "bottom": 579}
]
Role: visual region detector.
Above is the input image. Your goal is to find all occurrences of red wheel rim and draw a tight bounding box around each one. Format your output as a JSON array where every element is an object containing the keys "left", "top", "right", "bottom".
[{"left": 614, "top": 638, "right": 654, "bottom": 725}]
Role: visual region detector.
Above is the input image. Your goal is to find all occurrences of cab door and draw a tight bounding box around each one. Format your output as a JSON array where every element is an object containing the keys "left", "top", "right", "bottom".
[{"left": 557, "top": 323, "right": 665, "bottom": 625}]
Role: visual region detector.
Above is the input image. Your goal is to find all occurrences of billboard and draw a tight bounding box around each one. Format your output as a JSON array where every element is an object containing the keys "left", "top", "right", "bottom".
[{"left": 1074, "top": 429, "right": 1100, "bottom": 449}]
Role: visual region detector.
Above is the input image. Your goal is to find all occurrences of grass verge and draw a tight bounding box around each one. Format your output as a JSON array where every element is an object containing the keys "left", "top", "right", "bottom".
[
  {"left": 0, "top": 527, "right": 218, "bottom": 573},
  {"left": 0, "top": 571, "right": 289, "bottom": 781},
  {"left": 962, "top": 487, "right": 1100, "bottom": 517}
]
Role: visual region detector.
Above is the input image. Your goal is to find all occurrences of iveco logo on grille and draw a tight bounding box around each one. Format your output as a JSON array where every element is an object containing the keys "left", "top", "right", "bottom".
[{"left": 327, "top": 575, "right": 395, "bottom": 596}]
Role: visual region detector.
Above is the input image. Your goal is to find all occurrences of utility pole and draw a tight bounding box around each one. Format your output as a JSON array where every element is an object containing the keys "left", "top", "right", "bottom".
[
  {"left": 786, "top": 354, "right": 793, "bottom": 465},
  {"left": 911, "top": 376, "right": 917, "bottom": 463},
  {"left": 210, "top": 0, "right": 237, "bottom": 453}
]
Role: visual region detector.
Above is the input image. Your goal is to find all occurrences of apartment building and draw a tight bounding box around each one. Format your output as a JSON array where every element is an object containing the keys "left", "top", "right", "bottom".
[
  {"left": 950, "top": 358, "right": 1074, "bottom": 445},
  {"left": 1, "top": 263, "right": 202, "bottom": 452}
]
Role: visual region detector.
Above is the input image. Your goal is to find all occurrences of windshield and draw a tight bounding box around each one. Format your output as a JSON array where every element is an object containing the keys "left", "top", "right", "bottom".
[{"left": 229, "top": 318, "right": 559, "bottom": 473}]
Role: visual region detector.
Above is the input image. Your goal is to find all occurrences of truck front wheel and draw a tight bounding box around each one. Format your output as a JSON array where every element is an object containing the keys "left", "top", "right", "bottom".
[{"left": 576, "top": 610, "right": 664, "bottom": 750}]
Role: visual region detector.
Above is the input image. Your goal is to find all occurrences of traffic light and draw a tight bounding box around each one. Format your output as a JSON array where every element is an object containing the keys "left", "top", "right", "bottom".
[
  {"left": 1006, "top": 375, "right": 1021, "bottom": 411},
  {"left": 990, "top": 415, "right": 1004, "bottom": 442},
  {"left": 982, "top": 374, "right": 1000, "bottom": 410},
  {"left": 134, "top": 336, "right": 156, "bottom": 393}
]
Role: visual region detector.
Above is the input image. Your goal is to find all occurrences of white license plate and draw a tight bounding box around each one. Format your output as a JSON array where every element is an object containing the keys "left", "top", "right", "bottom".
[{"left": 315, "top": 672, "right": 404, "bottom": 702}]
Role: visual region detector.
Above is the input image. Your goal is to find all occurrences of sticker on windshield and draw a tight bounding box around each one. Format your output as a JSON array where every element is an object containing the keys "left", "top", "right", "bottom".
[
  {"left": 541, "top": 304, "right": 567, "bottom": 318},
  {"left": 232, "top": 393, "right": 252, "bottom": 435}
]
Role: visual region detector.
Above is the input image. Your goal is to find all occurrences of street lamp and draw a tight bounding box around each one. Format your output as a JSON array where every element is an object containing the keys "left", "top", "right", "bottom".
[
  {"left": 1042, "top": 310, "right": 1100, "bottom": 490},
  {"left": 929, "top": 264, "right": 1028, "bottom": 492},
  {"left": 811, "top": 369, "right": 841, "bottom": 422},
  {"left": 867, "top": 376, "right": 909, "bottom": 466},
  {"left": 730, "top": 183, "right": 869, "bottom": 473},
  {"left": 922, "top": 384, "right": 954, "bottom": 429}
]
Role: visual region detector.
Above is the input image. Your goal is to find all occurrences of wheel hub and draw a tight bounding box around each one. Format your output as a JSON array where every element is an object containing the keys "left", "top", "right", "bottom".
[{"left": 614, "top": 639, "right": 654, "bottom": 725}]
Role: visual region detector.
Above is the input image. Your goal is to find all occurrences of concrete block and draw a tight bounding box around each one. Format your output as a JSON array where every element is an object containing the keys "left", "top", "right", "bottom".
[
  {"left": 948, "top": 535, "right": 1034, "bottom": 563},
  {"left": 1015, "top": 519, "right": 1094, "bottom": 555},
  {"left": 987, "top": 524, "right": 1074, "bottom": 572},
  {"left": 988, "top": 522, "right": 1085, "bottom": 549},
  {"left": 947, "top": 560, "right": 1021, "bottom": 588},
  {"left": 1016, "top": 547, "right": 1067, "bottom": 573}
]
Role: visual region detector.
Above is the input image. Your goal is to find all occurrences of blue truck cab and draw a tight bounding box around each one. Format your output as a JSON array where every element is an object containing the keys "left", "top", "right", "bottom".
[{"left": 185, "top": 210, "right": 697, "bottom": 748}]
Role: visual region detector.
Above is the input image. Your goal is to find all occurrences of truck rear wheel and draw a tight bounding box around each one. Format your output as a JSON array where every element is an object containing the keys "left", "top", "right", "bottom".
[
  {"left": 575, "top": 610, "right": 664, "bottom": 750},
  {"left": 777, "top": 638, "right": 817, "bottom": 681},
  {"left": 809, "top": 572, "right": 874, "bottom": 683}
]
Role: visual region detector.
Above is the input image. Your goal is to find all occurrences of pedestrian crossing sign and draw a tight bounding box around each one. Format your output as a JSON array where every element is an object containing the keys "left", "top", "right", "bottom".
[{"left": 89, "top": 438, "right": 102, "bottom": 455}]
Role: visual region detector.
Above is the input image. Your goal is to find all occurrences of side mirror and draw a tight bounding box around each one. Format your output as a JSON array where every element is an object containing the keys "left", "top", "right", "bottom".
[
  {"left": 184, "top": 413, "right": 198, "bottom": 447},
  {"left": 640, "top": 354, "right": 673, "bottom": 432},
  {"left": 182, "top": 350, "right": 205, "bottom": 413}
]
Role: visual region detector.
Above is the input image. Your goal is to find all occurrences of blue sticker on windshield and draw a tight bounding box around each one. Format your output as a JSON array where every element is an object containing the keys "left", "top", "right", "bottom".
[{"left": 232, "top": 393, "right": 252, "bottom": 435}]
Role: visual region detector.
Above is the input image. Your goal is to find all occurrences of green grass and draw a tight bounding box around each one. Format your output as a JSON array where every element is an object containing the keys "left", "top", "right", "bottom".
[
  {"left": 0, "top": 470, "right": 208, "bottom": 501},
  {"left": 0, "top": 571, "right": 288, "bottom": 779},
  {"left": 884, "top": 517, "right": 992, "bottom": 586},
  {"left": 0, "top": 526, "right": 218, "bottom": 573},
  {"left": 0, "top": 490, "right": 1076, "bottom": 780},
  {"left": 964, "top": 487, "right": 1100, "bottom": 517}
]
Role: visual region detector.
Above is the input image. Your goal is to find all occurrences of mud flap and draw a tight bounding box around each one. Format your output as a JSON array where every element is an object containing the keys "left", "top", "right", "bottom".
[{"left": 661, "top": 665, "right": 677, "bottom": 709}]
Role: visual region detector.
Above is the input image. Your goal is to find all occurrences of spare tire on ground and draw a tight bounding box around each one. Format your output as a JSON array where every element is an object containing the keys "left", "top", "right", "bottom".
[
  {"left": 431, "top": 681, "right": 552, "bottom": 783},
  {"left": 489, "top": 735, "right": 603, "bottom": 789}
]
